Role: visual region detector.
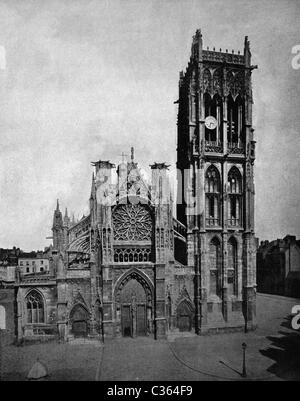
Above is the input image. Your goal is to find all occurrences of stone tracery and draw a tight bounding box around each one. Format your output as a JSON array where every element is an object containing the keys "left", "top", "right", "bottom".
[{"left": 113, "top": 204, "right": 152, "bottom": 241}]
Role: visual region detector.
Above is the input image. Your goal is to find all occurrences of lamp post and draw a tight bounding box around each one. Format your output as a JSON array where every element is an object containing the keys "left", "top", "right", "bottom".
[{"left": 242, "top": 342, "right": 247, "bottom": 378}]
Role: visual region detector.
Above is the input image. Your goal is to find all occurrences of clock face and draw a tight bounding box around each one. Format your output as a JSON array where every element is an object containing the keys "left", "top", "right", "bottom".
[{"left": 205, "top": 116, "right": 218, "bottom": 130}]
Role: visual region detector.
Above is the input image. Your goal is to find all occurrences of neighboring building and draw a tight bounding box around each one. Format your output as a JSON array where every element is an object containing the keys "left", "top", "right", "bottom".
[
  {"left": 15, "top": 30, "right": 257, "bottom": 342},
  {"left": 257, "top": 235, "right": 300, "bottom": 298},
  {"left": 0, "top": 282, "right": 15, "bottom": 345},
  {"left": 0, "top": 248, "right": 50, "bottom": 343},
  {"left": 18, "top": 255, "right": 49, "bottom": 275},
  {"left": 0, "top": 247, "right": 20, "bottom": 282},
  {"left": 0, "top": 247, "right": 21, "bottom": 264},
  {"left": 0, "top": 264, "right": 16, "bottom": 282},
  {"left": 0, "top": 248, "right": 17, "bottom": 344},
  {"left": 0, "top": 249, "right": 17, "bottom": 282},
  {"left": 0, "top": 248, "right": 50, "bottom": 282},
  {"left": 0, "top": 249, "right": 18, "bottom": 343}
]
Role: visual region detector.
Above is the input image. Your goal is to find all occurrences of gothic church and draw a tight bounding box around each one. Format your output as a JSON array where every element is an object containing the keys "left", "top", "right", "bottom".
[{"left": 15, "top": 30, "right": 257, "bottom": 341}]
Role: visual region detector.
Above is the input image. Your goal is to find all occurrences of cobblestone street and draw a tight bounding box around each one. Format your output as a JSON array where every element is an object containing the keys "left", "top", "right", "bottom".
[{"left": 1, "top": 293, "right": 300, "bottom": 381}]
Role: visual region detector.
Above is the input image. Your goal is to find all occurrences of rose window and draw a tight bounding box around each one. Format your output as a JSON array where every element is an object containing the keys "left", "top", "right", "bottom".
[{"left": 113, "top": 204, "right": 152, "bottom": 241}]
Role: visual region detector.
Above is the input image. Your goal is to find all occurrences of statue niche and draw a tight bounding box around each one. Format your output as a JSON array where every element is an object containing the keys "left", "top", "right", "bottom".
[{"left": 70, "top": 304, "right": 89, "bottom": 337}]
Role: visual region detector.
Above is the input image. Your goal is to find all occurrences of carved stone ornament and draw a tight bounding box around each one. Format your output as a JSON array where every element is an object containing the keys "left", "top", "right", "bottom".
[
  {"left": 202, "top": 69, "right": 212, "bottom": 93},
  {"left": 113, "top": 204, "right": 152, "bottom": 241},
  {"left": 226, "top": 70, "right": 244, "bottom": 99},
  {"left": 115, "top": 271, "right": 152, "bottom": 306},
  {"left": 213, "top": 68, "right": 222, "bottom": 95}
]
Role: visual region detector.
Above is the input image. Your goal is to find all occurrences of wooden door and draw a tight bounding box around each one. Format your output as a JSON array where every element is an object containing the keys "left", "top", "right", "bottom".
[
  {"left": 121, "top": 305, "right": 132, "bottom": 337},
  {"left": 120, "top": 278, "right": 148, "bottom": 337},
  {"left": 136, "top": 305, "right": 146, "bottom": 336},
  {"left": 70, "top": 305, "right": 89, "bottom": 337},
  {"left": 177, "top": 301, "right": 193, "bottom": 332},
  {"left": 72, "top": 320, "right": 88, "bottom": 337}
]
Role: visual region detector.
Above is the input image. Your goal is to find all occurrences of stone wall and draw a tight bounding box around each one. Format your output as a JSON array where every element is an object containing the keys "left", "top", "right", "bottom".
[{"left": 0, "top": 286, "right": 16, "bottom": 344}]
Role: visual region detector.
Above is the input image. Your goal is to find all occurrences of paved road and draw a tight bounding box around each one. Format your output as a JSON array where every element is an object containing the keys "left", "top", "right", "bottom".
[
  {"left": 96, "top": 293, "right": 300, "bottom": 381},
  {"left": 1, "top": 293, "right": 300, "bottom": 381}
]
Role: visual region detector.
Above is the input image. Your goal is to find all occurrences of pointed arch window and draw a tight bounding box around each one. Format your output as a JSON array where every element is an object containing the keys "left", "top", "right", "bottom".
[
  {"left": 205, "top": 166, "right": 221, "bottom": 227},
  {"left": 227, "top": 95, "right": 244, "bottom": 149},
  {"left": 203, "top": 68, "right": 212, "bottom": 92},
  {"left": 228, "top": 167, "right": 242, "bottom": 227},
  {"left": 228, "top": 237, "right": 238, "bottom": 296},
  {"left": 26, "top": 290, "right": 44, "bottom": 324},
  {"left": 190, "top": 71, "right": 197, "bottom": 122},
  {"left": 209, "top": 237, "right": 221, "bottom": 297},
  {"left": 204, "top": 93, "right": 223, "bottom": 146}
]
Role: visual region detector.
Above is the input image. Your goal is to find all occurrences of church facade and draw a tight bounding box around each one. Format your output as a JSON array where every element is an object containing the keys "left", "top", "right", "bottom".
[{"left": 15, "top": 30, "right": 257, "bottom": 342}]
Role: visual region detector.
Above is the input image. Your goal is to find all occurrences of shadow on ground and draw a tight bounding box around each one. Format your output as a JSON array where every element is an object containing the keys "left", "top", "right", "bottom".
[{"left": 260, "top": 315, "right": 300, "bottom": 380}]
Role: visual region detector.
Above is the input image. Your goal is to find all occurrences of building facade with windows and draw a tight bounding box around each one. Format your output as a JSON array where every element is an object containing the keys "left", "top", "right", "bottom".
[
  {"left": 176, "top": 29, "right": 257, "bottom": 333},
  {"left": 257, "top": 235, "right": 300, "bottom": 298},
  {"left": 18, "top": 257, "right": 49, "bottom": 275},
  {"left": 14, "top": 30, "right": 257, "bottom": 342},
  {"left": 0, "top": 248, "right": 18, "bottom": 344}
]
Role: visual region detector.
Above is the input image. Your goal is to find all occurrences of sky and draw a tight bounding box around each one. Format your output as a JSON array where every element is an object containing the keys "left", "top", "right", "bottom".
[{"left": 0, "top": 0, "right": 299, "bottom": 250}]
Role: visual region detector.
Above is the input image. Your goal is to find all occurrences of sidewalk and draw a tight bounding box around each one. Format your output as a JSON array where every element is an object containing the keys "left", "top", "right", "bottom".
[
  {"left": 98, "top": 293, "right": 300, "bottom": 381},
  {"left": 1, "top": 342, "right": 102, "bottom": 381},
  {"left": 1, "top": 293, "right": 300, "bottom": 381}
]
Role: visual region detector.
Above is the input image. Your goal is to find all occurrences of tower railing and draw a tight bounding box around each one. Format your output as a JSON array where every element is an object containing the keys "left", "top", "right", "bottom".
[
  {"left": 205, "top": 141, "right": 223, "bottom": 153},
  {"left": 227, "top": 217, "right": 241, "bottom": 227},
  {"left": 205, "top": 217, "right": 220, "bottom": 227},
  {"left": 227, "top": 142, "right": 245, "bottom": 154}
]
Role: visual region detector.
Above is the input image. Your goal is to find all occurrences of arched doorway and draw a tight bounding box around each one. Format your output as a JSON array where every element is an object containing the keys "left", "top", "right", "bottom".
[
  {"left": 70, "top": 304, "right": 89, "bottom": 337},
  {"left": 115, "top": 270, "right": 153, "bottom": 338},
  {"left": 176, "top": 300, "right": 194, "bottom": 332},
  {"left": 120, "top": 279, "right": 147, "bottom": 337}
]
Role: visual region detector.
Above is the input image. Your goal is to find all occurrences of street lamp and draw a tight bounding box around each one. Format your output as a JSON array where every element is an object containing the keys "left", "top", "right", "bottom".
[{"left": 242, "top": 342, "right": 247, "bottom": 378}]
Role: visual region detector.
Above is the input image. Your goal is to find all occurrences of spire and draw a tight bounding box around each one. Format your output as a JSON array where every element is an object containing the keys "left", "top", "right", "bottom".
[
  {"left": 52, "top": 199, "right": 63, "bottom": 250},
  {"left": 244, "top": 35, "right": 250, "bottom": 48},
  {"left": 90, "top": 172, "right": 96, "bottom": 199},
  {"left": 195, "top": 28, "right": 202, "bottom": 40},
  {"left": 191, "top": 28, "right": 203, "bottom": 59},
  {"left": 53, "top": 199, "right": 62, "bottom": 228},
  {"left": 124, "top": 146, "right": 137, "bottom": 175},
  {"left": 63, "top": 207, "right": 70, "bottom": 227},
  {"left": 244, "top": 35, "right": 251, "bottom": 67}
]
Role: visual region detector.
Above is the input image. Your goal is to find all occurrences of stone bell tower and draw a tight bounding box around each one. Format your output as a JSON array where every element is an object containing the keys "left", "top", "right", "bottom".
[{"left": 176, "top": 30, "right": 257, "bottom": 333}]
